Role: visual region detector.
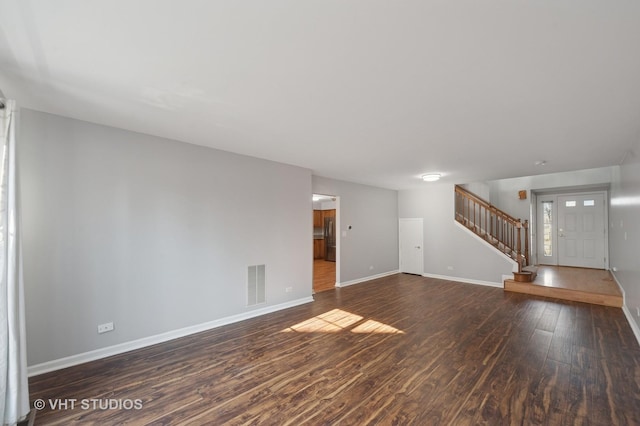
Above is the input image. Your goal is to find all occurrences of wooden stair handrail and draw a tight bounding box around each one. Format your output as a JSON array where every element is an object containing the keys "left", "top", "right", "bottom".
[
  {"left": 454, "top": 186, "right": 522, "bottom": 228},
  {"left": 454, "top": 185, "right": 530, "bottom": 272}
]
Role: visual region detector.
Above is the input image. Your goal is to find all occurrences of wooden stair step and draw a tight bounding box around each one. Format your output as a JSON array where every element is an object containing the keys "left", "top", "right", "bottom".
[
  {"left": 513, "top": 271, "right": 535, "bottom": 283},
  {"left": 521, "top": 265, "right": 538, "bottom": 281}
]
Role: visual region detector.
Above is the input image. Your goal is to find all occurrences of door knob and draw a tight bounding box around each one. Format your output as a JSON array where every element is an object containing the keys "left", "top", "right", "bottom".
[{"left": 415, "top": 246, "right": 421, "bottom": 249}]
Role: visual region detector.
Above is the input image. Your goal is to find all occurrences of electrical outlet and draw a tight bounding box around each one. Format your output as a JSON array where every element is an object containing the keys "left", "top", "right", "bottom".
[
  {"left": 97, "top": 322, "right": 114, "bottom": 334},
  {"left": 285, "top": 287, "right": 293, "bottom": 293},
  {"left": 369, "top": 265, "right": 374, "bottom": 270},
  {"left": 447, "top": 266, "right": 454, "bottom": 271}
]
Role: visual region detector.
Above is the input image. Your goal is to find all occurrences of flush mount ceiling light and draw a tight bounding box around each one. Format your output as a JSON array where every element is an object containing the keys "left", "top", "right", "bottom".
[
  {"left": 313, "top": 194, "right": 336, "bottom": 202},
  {"left": 421, "top": 174, "right": 441, "bottom": 182},
  {"left": 534, "top": 160, "right": 547, "bottom": 166}
]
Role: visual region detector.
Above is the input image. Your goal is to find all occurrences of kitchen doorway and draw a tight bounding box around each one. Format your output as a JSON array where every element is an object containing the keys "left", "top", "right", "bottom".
[{"left": 312, "top": 194, "right": 339, "bottom": 292}]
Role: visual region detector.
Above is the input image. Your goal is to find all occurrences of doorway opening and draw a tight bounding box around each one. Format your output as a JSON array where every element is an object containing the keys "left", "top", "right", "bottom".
[
  {"left": 535, "top": 190, "right": 608, "bottom": 269},
  {"left": 312, "top": 194, "right": 339, "bottom": 292}
]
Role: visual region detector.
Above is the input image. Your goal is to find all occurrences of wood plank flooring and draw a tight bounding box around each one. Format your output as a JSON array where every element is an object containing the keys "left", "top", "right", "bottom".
[
  {"left": 313, "top": 259, "right": 336, "bottom": 293},
  {"left": 505, "top": 266, "right": 623, "bottom": 307},
  {"left": 29, "top": 274, "right": 640, "bottom": 425}
]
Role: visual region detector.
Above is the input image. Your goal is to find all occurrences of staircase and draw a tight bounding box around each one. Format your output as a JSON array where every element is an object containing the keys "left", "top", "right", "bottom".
[{"left": 454, "top": 185, "right": 535, "bottom": 282}]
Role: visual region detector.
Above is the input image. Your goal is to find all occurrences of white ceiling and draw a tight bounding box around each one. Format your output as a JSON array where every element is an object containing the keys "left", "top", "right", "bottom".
[{"left": 1, "top": 0, "right": 639, "bottom": 190}]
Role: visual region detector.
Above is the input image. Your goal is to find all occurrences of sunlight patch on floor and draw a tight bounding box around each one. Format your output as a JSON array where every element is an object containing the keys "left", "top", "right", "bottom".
[
  {"left": 351, "top": 319, "right": 404, "bottom": 334},
  {"left": 281, "top": 308, "right": 404, "bottom": 334}
]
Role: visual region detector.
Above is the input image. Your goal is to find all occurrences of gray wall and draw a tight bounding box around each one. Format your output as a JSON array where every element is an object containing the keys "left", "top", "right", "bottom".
[
  {"left": 312, "top": 176, "right": 399, "bottom": 283},
  {"left": 460, "top": 182, "right": 490, "bottom": 201},
  {"left": 610, "top": 149, "right": 640, "bottom": 332},
  {"left": 398, "top": 183, "right": 514, "bottom": 284},
  {"left": 19, "top": 109, "right": 313, "bottom": 365}
]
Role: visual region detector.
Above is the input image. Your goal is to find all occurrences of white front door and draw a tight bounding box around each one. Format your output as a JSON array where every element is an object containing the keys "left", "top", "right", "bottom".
[
  {"left": 557, "top": 193, "right": 606, "bottom": 269},
  {"left": 399, "top": 218, "right": 423, "bottom": 275}
]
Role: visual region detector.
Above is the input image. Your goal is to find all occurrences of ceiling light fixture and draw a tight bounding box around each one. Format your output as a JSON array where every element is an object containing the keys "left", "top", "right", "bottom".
[
  {"left": 422, "top": 174, "right": 441, "bottom": 182},
  {"left": 534, "top": 160, "right": 547, "bottom": 166}
]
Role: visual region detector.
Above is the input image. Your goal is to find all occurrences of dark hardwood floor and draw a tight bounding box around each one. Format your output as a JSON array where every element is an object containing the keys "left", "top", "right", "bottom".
[{"left": 29, "top": 274, "right": 640, "bottom": 425}]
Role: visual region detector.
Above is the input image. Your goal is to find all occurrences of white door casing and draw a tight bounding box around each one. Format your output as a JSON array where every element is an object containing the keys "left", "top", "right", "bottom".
[
  {"left": 399, "top": 218, "right": 424, "bottom": 275},
  {"left": 557, "top": 193, "right": 606, "bottom": 269}
]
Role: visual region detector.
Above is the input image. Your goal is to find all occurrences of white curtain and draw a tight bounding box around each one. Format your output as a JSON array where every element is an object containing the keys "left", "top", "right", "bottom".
[{"left": 0, "top": 99, "right": 30, "bottom": 425}]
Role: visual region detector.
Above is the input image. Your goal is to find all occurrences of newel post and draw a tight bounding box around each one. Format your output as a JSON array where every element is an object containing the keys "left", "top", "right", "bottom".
[
  {"left": 523, "top": 219, "right": 529, "bottom": 267},
  {"left": 516, "top": 219, "right": 522, "bottom": 272}
]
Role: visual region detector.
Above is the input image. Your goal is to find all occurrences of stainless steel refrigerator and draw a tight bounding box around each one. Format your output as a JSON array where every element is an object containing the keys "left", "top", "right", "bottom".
[{"left": 324, "top": 216, "right": 336, "bottom": 262}]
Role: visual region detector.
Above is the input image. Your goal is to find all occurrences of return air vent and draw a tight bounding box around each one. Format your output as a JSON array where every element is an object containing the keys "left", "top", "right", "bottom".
[{"left": 247, "top": 265, "right": 266, "bottom": 306}]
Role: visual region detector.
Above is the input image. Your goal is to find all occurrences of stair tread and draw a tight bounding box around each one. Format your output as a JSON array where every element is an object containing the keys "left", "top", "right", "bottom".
[{"left": 513, "top": 271, "right": 535, "bottom": 282}]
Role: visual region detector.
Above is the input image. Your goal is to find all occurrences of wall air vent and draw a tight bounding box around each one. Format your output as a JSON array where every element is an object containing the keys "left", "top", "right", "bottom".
[{"left": 247, "top": 265, "right": 266, "bottom": 306}]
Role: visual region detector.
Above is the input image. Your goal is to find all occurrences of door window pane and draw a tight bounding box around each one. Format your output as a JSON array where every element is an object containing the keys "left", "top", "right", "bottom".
[
  {"left": 543, "top": 201, "right": 553, "bottom": 256},
  {"left": 565, "top": 200, "right": 576, "bottom": 207},
  {"left": 583, "top": 199, "right": 595, "bottom": 207}
]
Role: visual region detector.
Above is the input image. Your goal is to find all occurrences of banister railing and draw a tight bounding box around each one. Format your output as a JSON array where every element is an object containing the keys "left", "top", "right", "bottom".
[{"left": 454, "top": 185, "right": 529, "bottom": 272}]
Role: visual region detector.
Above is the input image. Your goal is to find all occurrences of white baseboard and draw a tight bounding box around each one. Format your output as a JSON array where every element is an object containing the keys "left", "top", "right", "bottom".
[
  {"left": 611, "top": 271, "right": 640, "bottom": 347},
  {"left": 337, "top": 270, "right": 399, "bottom": 288},
  {"left": 622, "top": 305, "right": 640, "bottom": 347},
  {"left": 27, "top": 296, "right": 314, "bottom": 377},
  {"left": 422, "top": 272, "right": 503, "bottom": 288},
  {"left": 502, "top": 274, "right": 514, "bottom": 283},
  {"left": 610, "top": 270, "right": 626, "bottom": 304}
]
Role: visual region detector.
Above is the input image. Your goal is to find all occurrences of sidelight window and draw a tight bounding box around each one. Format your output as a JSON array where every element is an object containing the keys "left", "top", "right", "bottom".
[{"left": 542, "top": 201, "right": 553, "bottom": 257}]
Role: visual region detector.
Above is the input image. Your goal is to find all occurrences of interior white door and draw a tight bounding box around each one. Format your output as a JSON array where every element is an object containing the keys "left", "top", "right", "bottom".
[
  {"left": 399, "top": 218, "right": 424, "bottom": 275},
  {"left": 557, "top": 193, "right": 606, "bottom": 269}
]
